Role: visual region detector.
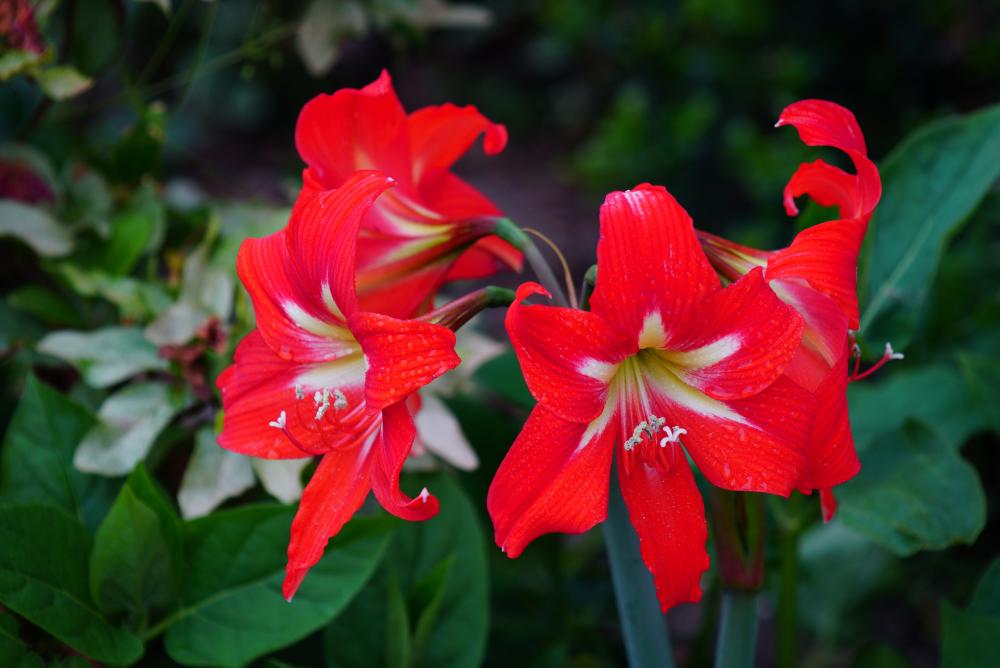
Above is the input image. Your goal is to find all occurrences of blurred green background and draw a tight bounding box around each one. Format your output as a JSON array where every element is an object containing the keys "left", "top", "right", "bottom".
[{"left": 1, "top": 1, "right": 998, "bottom": 667}]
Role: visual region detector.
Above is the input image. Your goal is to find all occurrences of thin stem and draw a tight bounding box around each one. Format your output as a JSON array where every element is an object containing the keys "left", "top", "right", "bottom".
[
  {"left": 603, "top": 466, "right": 675, "bottom": 668},
  {"left": 521, "top": 227, "right": 577, "bottom": 308},
  {"left": 494, "top": 218, "right": 571, "bottom": 307},
  {"left": 777, "top": 494, "right": 802, "bottom": 668},
  {"left": 715, "top": 591, "right": 759, "bottom": 668}
]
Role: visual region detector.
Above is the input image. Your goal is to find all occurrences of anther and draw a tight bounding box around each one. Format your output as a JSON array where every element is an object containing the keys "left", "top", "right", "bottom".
[
  {"left": 333, "top": 389, "right": 348, "bottom": 411},
  {"left": 268, "top": 411, "right": 287, "bottom": 430},
  {"left": 659, "top": 425, "right": 687, "bottom": 447},
  {"left": 850, "top": 341, "right": 904, "bottom": 382},
  {"left": 294, "top": 385, "right": 305, "bottom": 400}
]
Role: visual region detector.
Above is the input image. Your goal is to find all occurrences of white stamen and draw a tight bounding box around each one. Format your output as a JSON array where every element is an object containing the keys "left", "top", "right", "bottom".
[
  {"left": 419, "top": 488, "right": 430, "bottom": 503},
  {"left": 851, "top": 343, "right": 862, "bottom": 359},
  {"left": 624, "top": 416, "right": 668, "bottom": 451},
  {"left": 314, "top": 388, "right": 331, "bottom": 420},
  {"left": 885, "top": 342, "right": 904, "bottom": 361},
  {"left": 294, "top": 385, "right": 305, "bottom": 400},
  {"left": 268, "top": 411, "right": 287, "bottom": 430},
  {"left": 659, "top": 425, "right": 687, "bottom": 447},
  {"left": 332, "top": 389, "right": 348, "bottom": 411}
]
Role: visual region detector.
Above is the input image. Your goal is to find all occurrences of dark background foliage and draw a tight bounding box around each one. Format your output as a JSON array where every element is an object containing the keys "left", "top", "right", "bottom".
[{"left": 1, "top": 1, "right": 998, "bottom": 667}]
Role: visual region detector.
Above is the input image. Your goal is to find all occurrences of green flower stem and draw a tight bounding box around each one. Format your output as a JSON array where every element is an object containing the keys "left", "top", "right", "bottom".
[
  {"left": 603, "top": 466, "right": 675, "bottom": 668},
  {"left": 715, "top": 591, "right": 759, "bottom": 668},
  {"left": 777, "top": 493, "right": 804, "bottom": 668},
  {"left": 494, "top": 217, "right": 570, "bottom": 307}
]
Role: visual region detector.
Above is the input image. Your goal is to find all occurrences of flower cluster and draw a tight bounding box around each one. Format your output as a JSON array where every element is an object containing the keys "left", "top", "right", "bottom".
[{"left": 218, "top": 74, "right": 883, "bottom": 610}]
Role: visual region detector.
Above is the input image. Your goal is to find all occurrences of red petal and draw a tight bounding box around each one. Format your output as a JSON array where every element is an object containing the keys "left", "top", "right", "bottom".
[
  {"left": 618, "top": 454, "right": 709, "bottom": 611},
  {"left": 237, "top": 229, "right": 358, "bottom": 363},
  {"left": 773, "top": 279, "right": 848, "bottom": 391},
  {"left": 506, "top": 282, "right": 631, "bottom": 422},
  {"left": 777, "top": 100, "right": 881, "bottom": 218},
  {"left": 295, "top": 70, "right": 413, "bottom": 191},
  {"left": 218, "top": 331, "right": 371, "bottom": 459},
  {"left": 351, "top": 311, "right": 460, "bottom": 411},
  {"left": 783, "top": 159, "right": 859, "bottom": 217},
  {"left": 662, "top": 268, "right": 803, "bottom": 401},
  {"left": 283, "top": 446, "right": 375, "bottom": 599},
  {"left": 371, "top": 401, "right": 440, "bottom": 521},
  {"left": 590, "top": 184, "right": 720, "bottom": 342},
  {"left": 286, "top": 171, "right": 397, "bottom": 320},
  {"left": 660, "top": 375, "right": 812, "bottom": 496},
  {"left": 418, "top": 170, "right": 501, "bottom": 220},
  {"left": 796, "top": 343, "right": 860, "bottom": 492},
  {"left": 407, "top": 103, "right": 507, "bottom": 182},
  {"left": 487, "top": 405, "right": 615, "bottom": 557},
  {"left": 766, "top": 219, "right": 867, "bottom": 329}
]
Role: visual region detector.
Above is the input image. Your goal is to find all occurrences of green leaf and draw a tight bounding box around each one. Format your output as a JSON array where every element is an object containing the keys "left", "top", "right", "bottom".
[
  {"left": 859, "top": 103, "right": 1000, "bottom": 348},
  {"left": 837, "top": 421, "right": 986, "bottom": 556},
  {"left": 847, "top": 363, "right": 986, "bottom": 451},
  {"left": 90, "top": 465, "right": 183, "bottom": 620},
  {"left": 958, "top": 353, "right": 1000, "bottom": 435},
  {"left": 0, "top": 615, "right": 44, "bottom": 668},
  {"left": 0, "top": 50, "right": 43, "bottom": 80},
  {"left": 385, "top": 576, "right": 412, "bottom": 668},
  {"left": 0, "top": 200, "right": 73, "bottom": 257},
  {"left": 0, "top": 505, "right": 144, "bottom": 665},
  {"left": 35, "top": 66, "right": 93, "bottom": 100},
  {"left": 74, "top": 382, "right": 188, "bottom": 476},
  {"left": 7, "top": 285, "right": 86, "bottom": 328},
  {"left": 473, "top": 349, "right": 533, "bottom": 410},
  {"left": 36, "top": 326, "right": 168, "bottom": 388},
  {"left": 162, "top": 507, "right": 393, "bottom": 668},
  {"left": 0, "top": 375, "right": 117, "bottom": 530},
  {"left": 100, "top": 184, "right": 164, "bottom": 275},
  {"left": 942, "top": 559, "right": 1000, "bottom": 668},
  {"left": 325, "top": 474, "right": 489, "bottom": 668},
  {"left": 50, "top": 264, "right": 171, "bottom": 322}
]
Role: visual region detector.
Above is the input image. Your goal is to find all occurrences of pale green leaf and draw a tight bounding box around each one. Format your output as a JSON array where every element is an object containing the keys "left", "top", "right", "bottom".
[
  {"left": 37, "top": 326, "right": 167, "bottom": 388},
  {"left": 0, "top": 200, "right": 72, "bottom": 257}
]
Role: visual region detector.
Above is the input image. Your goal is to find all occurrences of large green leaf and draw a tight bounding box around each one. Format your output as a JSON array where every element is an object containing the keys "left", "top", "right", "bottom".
[
  {"left": 859, "top": 103, "right": 1000, "bottom": 348},
  {"left": 100, "top": 184, "right": 164, "bottom": 275},
  {"left": 942, "top": 559, "right": 1000, "bottom": 668},
  {"left": 325, "top": 474, "right": 489, "bottom": 668},
  {"left": 847, "top": 363, "right": 987, "bottom": 451},
  {"left": 836, "top": 421, "right": 986, "bottom": 556},
  {"left": 958, "top": 353, "right": 1000, "bottom": 435},
  {"left": 0, "top": 375, "right": 117, "bottom": 530},
  {"left": 90, "top": 465, "right": 183, "bottom": 620},
  {"left": 0, "top": 505, "right": 144, "bottom": 665},
  {"left": 162, "top": 506, "right": 393, "bottom": 668}
]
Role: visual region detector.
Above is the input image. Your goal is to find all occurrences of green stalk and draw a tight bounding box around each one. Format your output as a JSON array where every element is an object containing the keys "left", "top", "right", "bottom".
[
  {"left": 603, "top": 467, "right": 675, "bottom": 668},
  {"left": 715, "top": 591, "right": 759, "bottom": 668},
  {"left": 494, "top": 218, "right": 570, "bottom": 307},
  {"left": 777, "top": 494, "right": 803, "bottom": 668}
]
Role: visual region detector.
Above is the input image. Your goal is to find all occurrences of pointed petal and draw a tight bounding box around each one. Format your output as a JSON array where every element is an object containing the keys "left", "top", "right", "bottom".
[
  {"left": 217, "top": 331, "right": 369, "bottom": 459},
  {"left": 351, "top": 311, "right": 460, "bottom": 411},
  {"left": 488, "top": 405, "right": 615, "bottom": 557},
  {"left": 648, "top": 375, "right": 812, "bottom": 496},
  {"left": 777, "top": 99, "right": 881, "bottom": 218},
  {"left": 819, "top": 488, "right": 838, "bottom": 522},
  {"left": 506, "top": 282, "right": 631, "bottom": 422},
  {"left": 408, "top": 102, "right": 507, "bottom": 182},
  {"left": 371, "top": 401, "right": 440, "bottom": 520},
  {"left": 414, "top": 393, "right": 479, "bottom": 470},
  {"left": 418, "top": 170, "right": 502, "bottom": 220},
  {"left": 286, "top": 171, "right": 397, "bottom": 320},
  {"left": 237, "top": 229, "right": 357, "bottom": 363},
  {"left": 659, "top": 268, "right": 803, "bottom": 401},
  {"left": 295, "top": 70, "right": 413, "bottom": 191},
  {"left": 772, "top": 279, "right": 848, "bottom": 391},
  {"left": 618, "top": 455, "right": 709, "bottom": 611},
  {"left": 766, "top": 219, "right": 867, "bottom": 328},
  {"left": 283, "top": 445, "right": 375, "bottom": 599},
  {"left": 796, "top": 343, "right": 860, "bottom": 492},
  {"left": 591, "top": 184, "right": 720, "bottom": 340}
]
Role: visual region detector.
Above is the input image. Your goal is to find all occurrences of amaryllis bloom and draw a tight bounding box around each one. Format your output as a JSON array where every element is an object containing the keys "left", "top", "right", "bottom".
[
  {"left": 698, "top": 100, "right": 883, "bottom": 519},
  {"left": 296, "top": 70, "right": 522, "bottom": 319},
  {"left": 0, "top": 0, "right": 45, "bottom": 54},
  {"left": 488, "top": 184, "right": 814, "bottom": 611},
  {"left": 217, "top": 171, "right": 461, "bottom": 599}
]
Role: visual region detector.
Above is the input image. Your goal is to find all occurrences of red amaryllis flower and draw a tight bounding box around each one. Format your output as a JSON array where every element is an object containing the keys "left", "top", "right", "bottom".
[
  {"left": 217, "top": 171, "right": 460, "bottom": 599},
  {"left": 488, "top": 184, "right": 814, "bottom": 611},
  {"left": 295, "top": 70, "right": 522, "bottom": 318},
  {"left": 0, "top": 0, "right": 45, "bottom": 55},
  {"left": 698, "top": 100, "right": 883, "bottom": 519}
]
